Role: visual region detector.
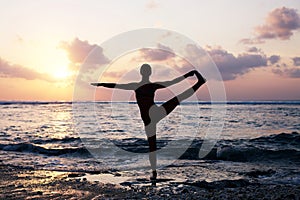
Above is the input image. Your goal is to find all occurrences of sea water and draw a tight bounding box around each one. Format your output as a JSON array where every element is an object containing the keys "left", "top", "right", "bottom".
[{"left": 0, "top": 101, "right": 299, "bottom": 183}]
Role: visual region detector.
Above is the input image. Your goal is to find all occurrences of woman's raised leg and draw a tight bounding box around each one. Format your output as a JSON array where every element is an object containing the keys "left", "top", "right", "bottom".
[{"left": 158, "top": 73, "right": 206, "bottom": 121}]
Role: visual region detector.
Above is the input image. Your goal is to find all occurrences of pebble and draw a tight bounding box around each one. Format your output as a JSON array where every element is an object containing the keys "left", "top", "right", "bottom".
[
  {"left": 114, "top": 173, "right": 122, "bottom": 177},
  {"left": 68, "top": 173, "right": 85, "bottom": 178},
  {"left": 16, "top": 184, "right": 24, "bottom": 188}
]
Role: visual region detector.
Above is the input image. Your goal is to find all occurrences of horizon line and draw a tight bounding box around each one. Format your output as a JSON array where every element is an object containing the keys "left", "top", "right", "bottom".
[{"left": 1, "top": 100, "right": 300, "bottom": 105}]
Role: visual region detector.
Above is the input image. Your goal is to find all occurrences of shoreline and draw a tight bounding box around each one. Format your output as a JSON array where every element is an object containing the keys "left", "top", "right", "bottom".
[{"left": 1, "top": 163, "right": 299, "bottom": 199}]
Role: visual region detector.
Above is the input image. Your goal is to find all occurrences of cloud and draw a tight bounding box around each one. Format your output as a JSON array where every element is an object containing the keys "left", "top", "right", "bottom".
[
  {"left": 271, "top": 56, "right": 300, "bottom": 78},
  {"left": 292, "top": 57, "right": 300, "bottom": 66},
  {"left": 246, "top": 46, "right": 265, "bottom": 54},
  {"left": 241, "top": 7, "right": 300, "bottom": 44},
  {"left": 145, "top": 0, "right": 158, "bottom": 10},
  {"left": 239, "top": 38, "right": 264, "bottom": 45},
  {"left": 59, "top": 38, "right": 109, "bottom": 69},
  {"left": 139, "top": 43, "right": 175, "bottom": 61},
  {"left": 0, "top": 57, "right": 55, "bottom": 82},
  {"left": 268, "top": 55, "right": 281, "bottom": 65},
  {"left": 273, "top": 68, "right": 300, "bottom": 78},
  {"left": 136, "top": 43, "right": 298, "bottom": 81},
  {"left": 247, "top": 47, "right": 260, "bottom": 53},
  {"left": 139, "top": 44, "right": 269, "bottom": 81},
  {"left": 206, "top": 47, "right": 268, "bottom": 80},
  {"left": 59, "top": 38, "right": 112, "bottom": 94},
  {"left": 16, "top": 35, "right": 24, "bottom": 44}
]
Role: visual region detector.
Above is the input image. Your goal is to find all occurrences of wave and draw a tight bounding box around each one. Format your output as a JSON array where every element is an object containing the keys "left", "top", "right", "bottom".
[
  {"left": 108, "top": 132, "right": 300, "bottom": 164},
  {"left": 31, "top": 137, "right": 81, "bottom": 144},
  {"left": 214, "top": 146, "right": 299, "bottom": 163},
  {"left": 0, "top": 132, "right": 299, "bottom": 164},
  {"left": 113, "top": 138, "right": 169, "bottom": 153},
  {"left": 180, "top": 132, "right": 300, "bottom": 163},
  {"left": 0, "top": 143, "right": 91, "bottom": 157},
  {"left": 249, "top": 132, "right": 300, "bottom": 147},
  {"left": 180, "top": 144, "right": 300, "bottom": 163}
]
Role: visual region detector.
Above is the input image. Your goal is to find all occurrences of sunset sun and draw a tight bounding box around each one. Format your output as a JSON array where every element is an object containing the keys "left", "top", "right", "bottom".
[{"left": 53, "top": 67, "right": 72, "bottom": 79}]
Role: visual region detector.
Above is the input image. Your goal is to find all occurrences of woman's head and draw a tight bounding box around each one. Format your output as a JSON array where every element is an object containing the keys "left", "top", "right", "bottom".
[{"left": 140, "top": 64, "right": 152, "bottom": 77}]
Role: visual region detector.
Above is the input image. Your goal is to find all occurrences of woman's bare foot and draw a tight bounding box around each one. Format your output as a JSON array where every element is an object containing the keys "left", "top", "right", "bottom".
[
  {"left": 150, "top": 170, "right": 157, "bottom": 180},
  {"left": 195, "top": 71, "right": 206, "bottom": 84}
]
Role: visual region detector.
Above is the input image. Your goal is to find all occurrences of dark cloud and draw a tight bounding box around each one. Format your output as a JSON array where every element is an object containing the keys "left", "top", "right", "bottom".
[
  {"left": 268, "top": 55, "right": 281, "bottom": 65},
  {"left": 272, "top": 57, "right": 300, "bottom": 78},
  {"left": 247, "top": 47, "right": 260, "bottom": 53},
  {"left": 206, "top": 47, "right": 268, "bottom": 80},
  {"left": 185, "top": 44, "right": 207, "bottom": 59},
  {"left": 273, "top": 68, "right": 300, "bottom": 78},
  {"left": 59, "top": 38, "right": 109, "bottom": 69},
  {"left": 241, "top": 7, "right": 300, "bottom": 44},
  {"left": 139, "top": 43, "right": 175, "bottom": 61},
  {"left": 292, "top": 57, "right": 300, "bottom": 66},
  {"left": 274, "top": 63, "right": 288, "bottom": 68},
  {"left": 0, "top": 57, "right": 55, "bottom": 82}
]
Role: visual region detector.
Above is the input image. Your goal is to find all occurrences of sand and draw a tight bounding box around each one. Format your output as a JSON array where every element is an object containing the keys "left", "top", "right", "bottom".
[{"left": 1, "top": 162, "right": 300, "bottom": 200}]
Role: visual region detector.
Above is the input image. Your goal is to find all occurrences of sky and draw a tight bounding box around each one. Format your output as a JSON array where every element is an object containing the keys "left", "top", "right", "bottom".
[{"left": 1, "top": 0, "right": 300, "bottom": 101}]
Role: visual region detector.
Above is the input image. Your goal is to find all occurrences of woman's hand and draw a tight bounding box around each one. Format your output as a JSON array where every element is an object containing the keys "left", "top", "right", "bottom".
[
  {"left": 184, "top": 70, "right": 197, "bottom": 78},
  {"left": 91, "top": 83, "right": 101, "bottom": 87}
]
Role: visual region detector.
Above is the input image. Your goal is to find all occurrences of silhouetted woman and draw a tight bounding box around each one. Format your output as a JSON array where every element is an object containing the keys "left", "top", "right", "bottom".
[{"left": 91, "top": 64, "right": 206, "bottom": 180}]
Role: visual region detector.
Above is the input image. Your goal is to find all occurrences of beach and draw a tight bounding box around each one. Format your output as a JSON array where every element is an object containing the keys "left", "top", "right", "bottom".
[{"left": 1, "top": 161, "right": 300, "bottom": 199}]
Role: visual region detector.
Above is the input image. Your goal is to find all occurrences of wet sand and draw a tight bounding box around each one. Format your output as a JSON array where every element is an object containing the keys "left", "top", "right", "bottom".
[{"left": 1, "top": 163, "right": 299, "bottom": 199}]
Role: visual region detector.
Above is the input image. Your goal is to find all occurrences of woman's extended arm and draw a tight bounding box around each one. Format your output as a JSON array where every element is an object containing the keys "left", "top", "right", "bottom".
[
  {"left": 155, "top": 70, "right": 196, "bottom": 87},
  {"left": 90, "top": 82, "right": 138, "bottom": 90}
]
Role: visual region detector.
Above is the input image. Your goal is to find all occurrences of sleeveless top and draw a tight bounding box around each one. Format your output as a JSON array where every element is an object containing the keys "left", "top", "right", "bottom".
[{"left": 134, "top": 83, "right": 163, "bottom": 125}]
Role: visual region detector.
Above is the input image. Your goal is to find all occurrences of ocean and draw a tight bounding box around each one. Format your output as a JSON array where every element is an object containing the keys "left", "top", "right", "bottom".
[{"left": 0, "top": 101, "right": 299, "bottom": 185}]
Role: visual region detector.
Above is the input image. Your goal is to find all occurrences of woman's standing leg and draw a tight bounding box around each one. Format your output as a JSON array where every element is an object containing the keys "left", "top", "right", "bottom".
[{"left": 145, "top": 123, "right": 157, "bottom": 179}]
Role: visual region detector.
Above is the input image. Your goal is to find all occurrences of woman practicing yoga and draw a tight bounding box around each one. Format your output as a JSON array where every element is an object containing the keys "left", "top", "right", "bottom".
[{"left": 91, "top": 64, "right": 206, "bottom": 180}]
